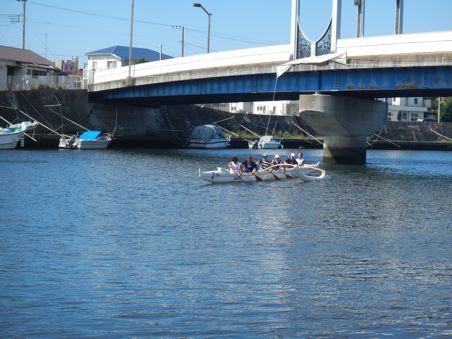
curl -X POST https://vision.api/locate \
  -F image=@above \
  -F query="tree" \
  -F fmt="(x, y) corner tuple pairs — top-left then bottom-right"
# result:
(122, 57), (147, 67)
(440, 97), (452, 122)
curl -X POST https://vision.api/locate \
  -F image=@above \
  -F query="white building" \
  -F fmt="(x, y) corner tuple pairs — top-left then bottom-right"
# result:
(214, 100), (299, 116)
(386, 97), (429, 121)
(84, 45), (172, 86)
(215, 97), (430, 122)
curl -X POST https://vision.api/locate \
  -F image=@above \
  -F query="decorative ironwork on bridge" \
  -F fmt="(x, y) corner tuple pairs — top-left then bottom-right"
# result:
(290, 0), (341, 60)
(291, 0), (405, 60)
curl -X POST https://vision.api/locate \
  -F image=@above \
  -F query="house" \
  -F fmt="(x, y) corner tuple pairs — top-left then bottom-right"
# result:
(209, 100), (300, 116)
(0, 45), (57, 89)
(84, 45), (172, 85)
(386, 97), (429, 121)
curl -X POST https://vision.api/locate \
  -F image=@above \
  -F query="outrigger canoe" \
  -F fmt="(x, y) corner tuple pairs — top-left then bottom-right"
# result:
(199, 163), (326, 183)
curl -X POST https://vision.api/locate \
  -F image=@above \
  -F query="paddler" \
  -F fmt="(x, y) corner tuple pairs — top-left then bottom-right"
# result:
(257, 154), (272, 170)
(228, 156), (243, 176)
(285, 152), (298, 165)
(242, 156), (258, 173)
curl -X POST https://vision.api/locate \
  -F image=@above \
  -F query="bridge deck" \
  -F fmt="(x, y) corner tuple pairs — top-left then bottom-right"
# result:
(89, 32), (452, 103)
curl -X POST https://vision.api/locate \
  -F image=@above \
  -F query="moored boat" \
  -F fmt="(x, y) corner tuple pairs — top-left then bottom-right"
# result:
(187, 124), (229, 149)
(59, 131), (112, 149)
(0, 121), (38, 149)
(76, 131), (112, 149)
(257, 135), (283, 149)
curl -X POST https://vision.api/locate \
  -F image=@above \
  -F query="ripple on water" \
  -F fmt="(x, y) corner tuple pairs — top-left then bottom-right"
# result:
(0, 149), (451, 337)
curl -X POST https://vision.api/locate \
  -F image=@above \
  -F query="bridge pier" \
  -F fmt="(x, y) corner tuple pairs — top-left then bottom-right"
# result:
(299, 94), (387, 164)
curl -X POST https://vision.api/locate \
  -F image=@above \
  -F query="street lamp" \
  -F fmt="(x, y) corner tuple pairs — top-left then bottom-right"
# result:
(354, 0), (365, 38)
(192, 3), (212, 53)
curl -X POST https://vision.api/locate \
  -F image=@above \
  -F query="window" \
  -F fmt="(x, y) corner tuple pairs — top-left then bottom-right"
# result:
(411, 113), (420, 121)
(107, 61), (117, 69)
(414, 98), (418, 105)
(92, 61), (97, 70)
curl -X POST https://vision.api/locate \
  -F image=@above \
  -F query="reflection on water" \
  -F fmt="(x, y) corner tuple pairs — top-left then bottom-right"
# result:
(0, 149), (451, 337)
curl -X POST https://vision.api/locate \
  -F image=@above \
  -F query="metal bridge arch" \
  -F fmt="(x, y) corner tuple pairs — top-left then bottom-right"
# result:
(290, 0), (405, 59)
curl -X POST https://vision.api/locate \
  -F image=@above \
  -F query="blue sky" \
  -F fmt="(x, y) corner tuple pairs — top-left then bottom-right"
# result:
(1, 0), (451, 66)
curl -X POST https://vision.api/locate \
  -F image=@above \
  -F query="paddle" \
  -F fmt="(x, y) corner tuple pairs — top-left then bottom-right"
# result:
(250, 170), (262, 181)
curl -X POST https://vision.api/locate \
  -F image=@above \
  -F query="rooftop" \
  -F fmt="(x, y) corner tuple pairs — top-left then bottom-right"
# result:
(86, 45), (172, 62)
(0, 45), (55, 68)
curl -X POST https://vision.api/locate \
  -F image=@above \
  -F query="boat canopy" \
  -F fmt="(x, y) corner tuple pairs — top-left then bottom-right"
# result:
(189, 125), (226, 142)
(79, 131), (102, 140)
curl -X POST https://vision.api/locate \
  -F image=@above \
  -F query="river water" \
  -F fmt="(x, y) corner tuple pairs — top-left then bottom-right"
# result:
(1, 148), (451, 337)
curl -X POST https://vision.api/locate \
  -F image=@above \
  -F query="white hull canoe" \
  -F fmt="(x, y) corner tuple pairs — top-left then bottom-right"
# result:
(199, 167), (256, 183)
(200, 163), (326, 184)
(293, 166), (327, 181)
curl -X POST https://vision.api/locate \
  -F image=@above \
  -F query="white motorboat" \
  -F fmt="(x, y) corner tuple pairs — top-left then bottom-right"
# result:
(0, 121), (38, 149)
(199, 163), (326, 183)
(59, 131), (112, 149)
(76, 131), (111, 149)
(257, 135), (283, 149)
(187, 125), (229, 149)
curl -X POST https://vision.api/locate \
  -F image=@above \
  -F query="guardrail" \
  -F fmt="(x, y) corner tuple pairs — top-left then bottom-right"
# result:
(6, 74), (82, 90)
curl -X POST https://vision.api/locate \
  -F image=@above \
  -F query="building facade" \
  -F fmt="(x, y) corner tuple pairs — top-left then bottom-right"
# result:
(0, 45), (58, 90)
(386, 97), (430, 121)
(211, 100), (299, 116)
(84, 46), (172, 86)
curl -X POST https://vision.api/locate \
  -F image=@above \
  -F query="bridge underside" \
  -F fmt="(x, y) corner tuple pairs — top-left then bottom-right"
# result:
(89, 66), (452, 106)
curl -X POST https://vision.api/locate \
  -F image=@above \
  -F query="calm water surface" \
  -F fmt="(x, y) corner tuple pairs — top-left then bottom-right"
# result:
(0, 148), (451, 337)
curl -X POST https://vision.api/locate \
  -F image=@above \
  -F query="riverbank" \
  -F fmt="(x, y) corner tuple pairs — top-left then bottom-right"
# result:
(1, 89), (451, 150)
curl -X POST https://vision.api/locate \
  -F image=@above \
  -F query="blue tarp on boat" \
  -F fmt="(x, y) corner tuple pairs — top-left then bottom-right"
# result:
(79, 131), (101, 140)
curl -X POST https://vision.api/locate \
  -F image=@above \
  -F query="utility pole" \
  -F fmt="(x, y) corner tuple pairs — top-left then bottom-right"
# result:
(173, 26), (185, 57)
(44, 33), (48, 58)
(438, 97), (441, 123)
(17, 0), (27, 49)
(128, 0), (134, 81)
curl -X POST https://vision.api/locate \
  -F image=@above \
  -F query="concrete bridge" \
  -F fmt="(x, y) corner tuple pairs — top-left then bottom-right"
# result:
(88, 0), (452, 164)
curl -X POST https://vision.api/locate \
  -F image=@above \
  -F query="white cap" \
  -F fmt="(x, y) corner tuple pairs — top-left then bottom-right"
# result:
(275, 154), (280, 158)
(290, 153), (295, 157)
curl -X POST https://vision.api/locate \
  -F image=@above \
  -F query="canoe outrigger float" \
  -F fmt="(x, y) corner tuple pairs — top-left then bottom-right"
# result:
(199, 163), (326, 183)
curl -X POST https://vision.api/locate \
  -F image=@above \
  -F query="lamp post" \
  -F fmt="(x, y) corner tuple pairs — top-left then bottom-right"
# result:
(354, 0), (365, 38)
(192, 3), (212, 53)
(17, 0), (27, 49)
(395, 0), (404, 34)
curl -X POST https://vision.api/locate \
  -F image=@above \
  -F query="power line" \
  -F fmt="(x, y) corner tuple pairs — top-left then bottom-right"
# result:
(28, 0), (279, 47)
(28, 0), (174, 28)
